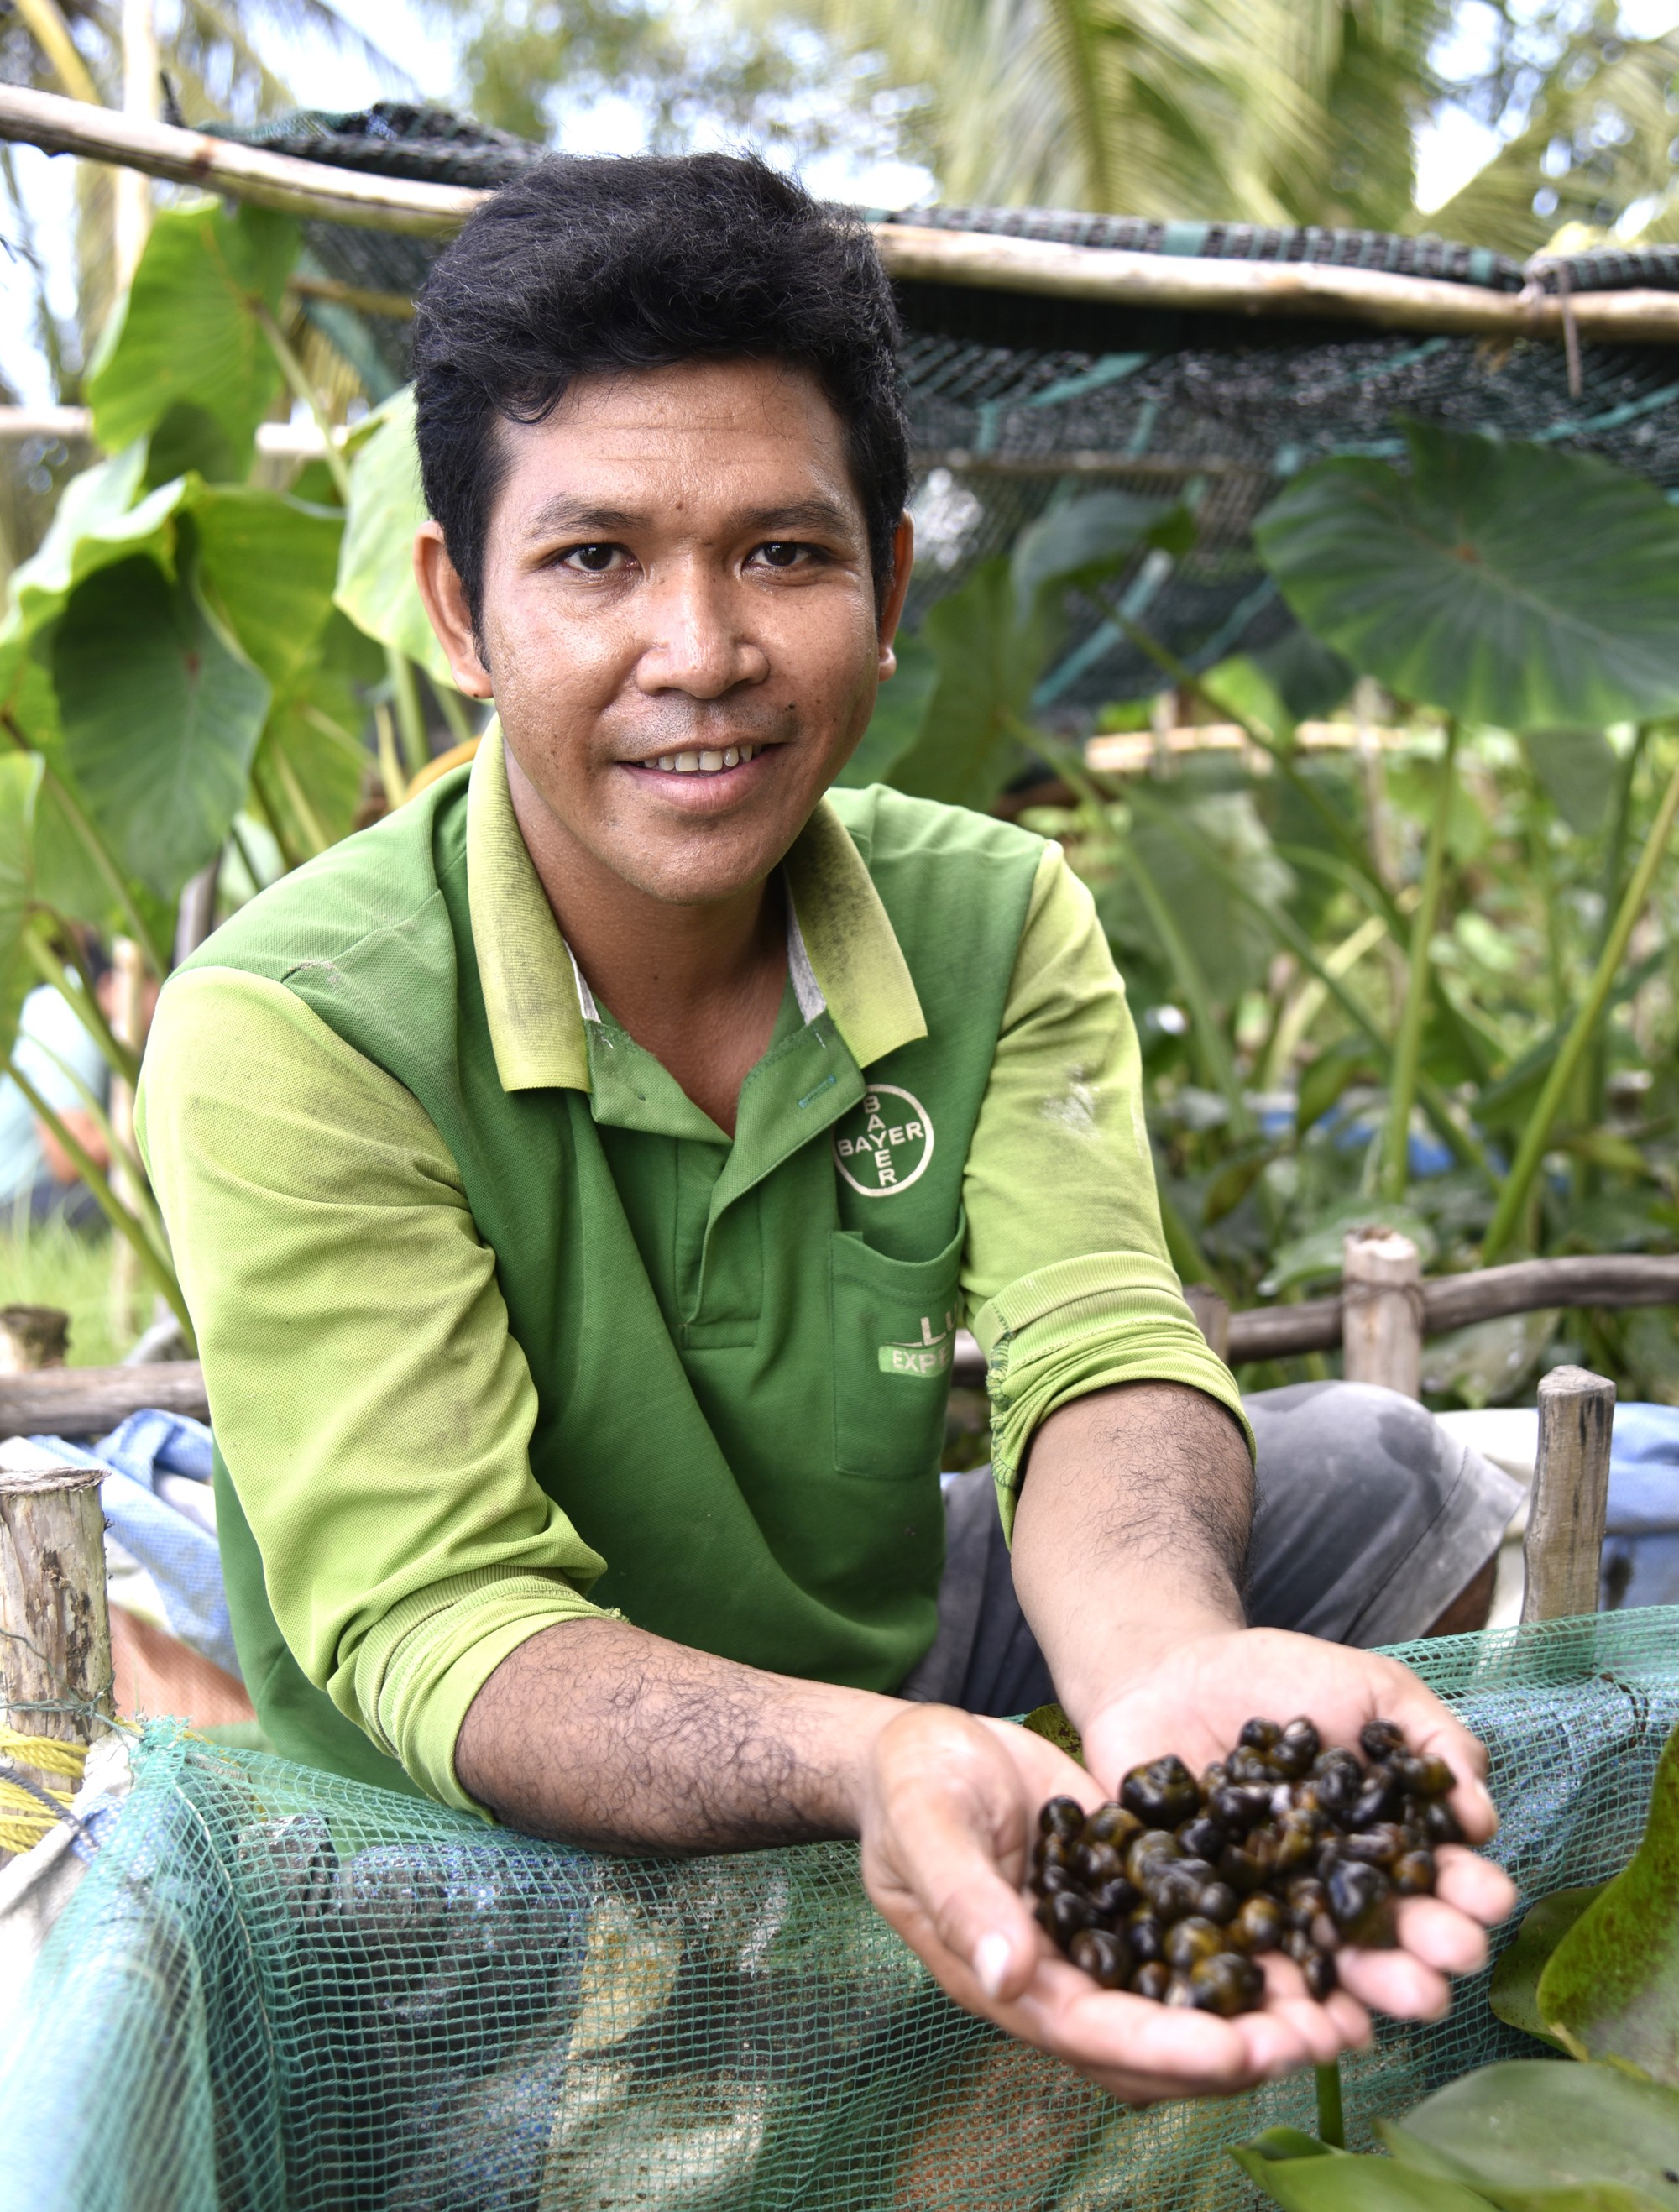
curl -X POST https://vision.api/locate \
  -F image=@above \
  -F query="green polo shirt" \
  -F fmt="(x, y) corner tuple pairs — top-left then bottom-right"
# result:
(137, 732), (1246, 1813)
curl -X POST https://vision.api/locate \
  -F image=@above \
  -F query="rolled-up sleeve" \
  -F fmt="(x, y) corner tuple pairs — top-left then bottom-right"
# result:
(136, 967), (612, 1812)
(960, 845), (1253, 1533)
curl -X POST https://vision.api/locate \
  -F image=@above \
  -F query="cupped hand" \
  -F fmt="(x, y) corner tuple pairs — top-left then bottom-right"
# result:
(1076, 1625), (1519, 2032)
(856, 1702), (1376, 2106)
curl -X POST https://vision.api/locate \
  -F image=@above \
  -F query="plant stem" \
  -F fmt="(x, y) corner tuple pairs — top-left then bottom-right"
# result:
(426, 667), (474, 745)
(1043, 730), (1251, 1132)
(388, 651), (431, 775)
(6, 1058), (195, 1345)
(21, 921), (139, 1087)
(1586, 724), (1650, 1132)
(1315, 2060), (1345, 2149)
(373, 702), (409, 809)
(255, 302), (352, 500)
(1483, 740), (1679, 1263)
(22, 752), (167, 978)
(265, 740), (330, 856)
(1059, 741), (1488, 1178)
(1383, 719), (1459, 1204)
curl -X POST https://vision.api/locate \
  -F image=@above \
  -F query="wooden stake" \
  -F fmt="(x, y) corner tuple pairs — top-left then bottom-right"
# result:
(1183, 1284), (1231, 1361)
(1521, 1365), (1615, 1624)
(1341, 1226), (1423, 1398)
(0, 1446), (112, 1861)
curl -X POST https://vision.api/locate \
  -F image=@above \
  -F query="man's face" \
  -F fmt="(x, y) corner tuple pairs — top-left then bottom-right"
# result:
(417, 358), (913, 908)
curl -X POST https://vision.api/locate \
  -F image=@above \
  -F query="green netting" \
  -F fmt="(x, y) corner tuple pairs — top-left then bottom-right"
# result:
(6, 1606), (1678, 2211)
(222, 102), (1679, 712)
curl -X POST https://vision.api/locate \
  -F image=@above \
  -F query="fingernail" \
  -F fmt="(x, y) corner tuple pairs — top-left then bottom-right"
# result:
(975, 1932), (1011, 1999)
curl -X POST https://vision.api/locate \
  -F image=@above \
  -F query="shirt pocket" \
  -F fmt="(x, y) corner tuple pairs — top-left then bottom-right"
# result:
(830, 1214), (966, 1481)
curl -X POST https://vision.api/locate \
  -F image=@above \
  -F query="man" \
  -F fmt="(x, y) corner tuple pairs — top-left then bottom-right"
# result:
(139, 154), (1516, 2105)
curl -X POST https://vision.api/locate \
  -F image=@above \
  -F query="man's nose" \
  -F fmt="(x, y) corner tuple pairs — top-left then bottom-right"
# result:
(635, 567), (769, 697)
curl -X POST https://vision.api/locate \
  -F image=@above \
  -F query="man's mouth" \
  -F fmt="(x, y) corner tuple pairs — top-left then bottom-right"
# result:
(633, 743), (765, 776)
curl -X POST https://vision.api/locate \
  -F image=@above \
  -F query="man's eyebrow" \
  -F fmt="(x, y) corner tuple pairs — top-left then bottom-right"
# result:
(521, 498), (640, 541)
(519, 495), (858, 542)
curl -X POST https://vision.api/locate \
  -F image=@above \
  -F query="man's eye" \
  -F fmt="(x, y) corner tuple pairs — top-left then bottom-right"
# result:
(562, 544), (625, 573)
(756, 541), (808, 569)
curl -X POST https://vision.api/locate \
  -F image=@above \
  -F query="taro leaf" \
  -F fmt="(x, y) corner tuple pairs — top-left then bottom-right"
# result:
(1488, 1888), (1603, 2049)
(0, 751), (42, 1068)
(53, 552), (270, 901)
(1538, 1718), (1679, 2080)
(334, 385), (453, 682)
(88, 201), (297, 478)
(1379, 2059), (1679, 2209)
(1, 455), (189, 688)
(1523, 729), (1619, 837)
(193, 487), (344, 693)
(259, 614), (376, 854)
(835, 631), (938, 789)
(887, 557), (1054, 808)
(1255, 423), (1679, 732)
(1010, 491), (1179, 612)
(1231, 2127), (1496, 2210)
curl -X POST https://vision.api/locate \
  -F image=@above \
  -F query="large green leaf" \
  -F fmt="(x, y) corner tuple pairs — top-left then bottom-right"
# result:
(1255, 425), (1679, 731)
(194, 488), (344, 693)
(0, 752), (42, 1068)
(0, 455), (188, 703)
(834, 632), (938, 789)
(333, 386), (452, 682)
(1524, 729), (1619, 838)
(1488, 1888), (1603, 2050)
(87, 201), (297, 478)
(1538, 1720), (1679, 2080)
(887, 557), (1053, 808)
(1011, 490), (1181, 612)
(1380, 2061), (1679, 2209)
(1232, 2126), (1496, 2211)
(258, 611), (379, 854)
(53, 551), (271, 901)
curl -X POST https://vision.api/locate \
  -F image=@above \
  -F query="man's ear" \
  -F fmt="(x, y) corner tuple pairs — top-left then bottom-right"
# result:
(876, 512), (916, 682)
(414, 522), (494, 698)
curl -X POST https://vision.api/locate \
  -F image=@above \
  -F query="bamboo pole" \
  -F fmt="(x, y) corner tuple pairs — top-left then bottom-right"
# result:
(3, 84), (1679, 343)
(0, 82), (480, 235)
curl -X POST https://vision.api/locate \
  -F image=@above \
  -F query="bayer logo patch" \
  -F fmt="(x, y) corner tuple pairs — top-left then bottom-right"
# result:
(834, 1085), (934, 1198)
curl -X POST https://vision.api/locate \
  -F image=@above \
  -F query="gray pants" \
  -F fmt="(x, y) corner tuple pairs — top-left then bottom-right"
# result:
(900, 1382), (1525, 1718)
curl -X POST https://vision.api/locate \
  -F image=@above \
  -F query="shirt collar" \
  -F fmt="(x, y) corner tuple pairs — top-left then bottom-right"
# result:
(467, 726), (926, 1096)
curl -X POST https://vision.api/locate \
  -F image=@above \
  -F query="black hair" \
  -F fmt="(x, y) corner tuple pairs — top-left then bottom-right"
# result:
(411, 152), (910, 628)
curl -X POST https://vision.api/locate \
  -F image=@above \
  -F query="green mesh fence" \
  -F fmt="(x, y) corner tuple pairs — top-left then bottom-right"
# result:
(5, 1605), (1677, 2211)
(223, 101), (1679, 716)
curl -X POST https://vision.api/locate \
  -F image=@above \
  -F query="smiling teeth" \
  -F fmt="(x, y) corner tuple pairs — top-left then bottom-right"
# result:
(653, 744), (757, 773)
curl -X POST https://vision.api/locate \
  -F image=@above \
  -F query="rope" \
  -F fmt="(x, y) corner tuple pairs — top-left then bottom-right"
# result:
(0, 1727), (87, 1856)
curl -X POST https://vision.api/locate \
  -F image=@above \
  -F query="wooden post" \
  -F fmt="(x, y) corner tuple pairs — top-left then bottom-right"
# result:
(0, 1305), (69, 1373)
(1342, 1226), (1423, 1398)
(1183, 1284), (1231, 1361)
(1521, 1365), (1615, 1624)
(0, 1446), (112, 1863)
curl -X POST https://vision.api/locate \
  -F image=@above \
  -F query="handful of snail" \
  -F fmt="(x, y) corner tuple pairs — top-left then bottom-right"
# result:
(1028, 1717), (1461, 2017)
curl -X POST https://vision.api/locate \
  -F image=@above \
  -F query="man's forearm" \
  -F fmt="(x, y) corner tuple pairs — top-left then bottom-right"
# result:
(1010, 1380), (1253, 1728)
(455, 1616), (902, 1850)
